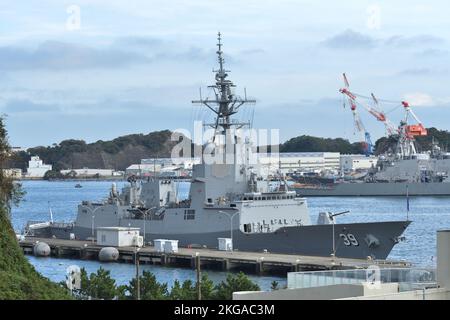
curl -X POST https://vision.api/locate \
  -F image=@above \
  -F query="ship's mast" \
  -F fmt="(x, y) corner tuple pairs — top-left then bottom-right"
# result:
(192, 32), (256, 136)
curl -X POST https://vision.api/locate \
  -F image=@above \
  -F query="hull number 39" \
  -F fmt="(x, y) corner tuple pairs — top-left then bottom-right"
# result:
(339, 233), (359, 246)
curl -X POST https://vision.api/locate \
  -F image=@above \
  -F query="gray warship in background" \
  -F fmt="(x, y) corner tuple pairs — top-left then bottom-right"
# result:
(293, 140), (450, 197)
(294, 74), (450, 197)
(25, 34), (410, 259)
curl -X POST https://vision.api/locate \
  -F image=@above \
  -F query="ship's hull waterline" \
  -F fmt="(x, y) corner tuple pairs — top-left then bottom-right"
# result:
(295, 182), (450, 197)
(32, 220), (410, 260)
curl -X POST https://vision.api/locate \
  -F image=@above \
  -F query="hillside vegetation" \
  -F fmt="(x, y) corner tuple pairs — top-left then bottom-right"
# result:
(9, 127), (450, 172)
(280, 135), (364, 154)
(0, 117), (71, 299)
(374, 127), (450, 155)
(12, 130), (177, 171)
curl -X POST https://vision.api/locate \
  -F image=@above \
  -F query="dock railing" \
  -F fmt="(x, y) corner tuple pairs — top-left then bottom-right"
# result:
(287, 267), (436, 292)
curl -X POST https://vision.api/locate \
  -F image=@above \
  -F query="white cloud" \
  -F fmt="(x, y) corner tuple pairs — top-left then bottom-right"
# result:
(403, 92), (435, 107)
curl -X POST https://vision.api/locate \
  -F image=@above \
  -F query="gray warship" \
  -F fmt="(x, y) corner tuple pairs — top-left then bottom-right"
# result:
(25, 33), (410, 259)
(295, 82), (450, 197)
(294, 140), (450, 197)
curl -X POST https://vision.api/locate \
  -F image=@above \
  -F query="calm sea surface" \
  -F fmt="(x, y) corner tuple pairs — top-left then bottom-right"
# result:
(10, 180), (450, 289)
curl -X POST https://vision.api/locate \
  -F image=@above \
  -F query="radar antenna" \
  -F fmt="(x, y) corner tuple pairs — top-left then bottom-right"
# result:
(192, 32), (256, 139)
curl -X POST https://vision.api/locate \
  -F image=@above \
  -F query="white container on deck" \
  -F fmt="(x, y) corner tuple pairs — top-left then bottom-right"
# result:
(154, 239), (169, 252)
(164, 240), (179, 253)
(96, 227), (140, 247)
(218, 238), (233, 251)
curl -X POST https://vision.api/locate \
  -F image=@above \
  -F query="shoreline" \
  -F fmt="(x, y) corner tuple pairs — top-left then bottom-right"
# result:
(17, 177), (126, 182)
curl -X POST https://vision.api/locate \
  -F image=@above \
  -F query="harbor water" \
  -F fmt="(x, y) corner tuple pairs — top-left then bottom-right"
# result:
(11, 180), (450, 288)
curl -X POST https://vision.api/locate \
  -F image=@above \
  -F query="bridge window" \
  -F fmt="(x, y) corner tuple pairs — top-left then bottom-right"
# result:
(184, 209), (195, 220)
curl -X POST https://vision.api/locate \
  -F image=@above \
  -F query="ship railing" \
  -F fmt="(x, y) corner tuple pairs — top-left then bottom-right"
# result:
(25, 220), (74, 229)
(167, 201), (191, 208)
(25, 220), (47, 227)
(50, 222), (75, 229)
(287, 267), (436, 292)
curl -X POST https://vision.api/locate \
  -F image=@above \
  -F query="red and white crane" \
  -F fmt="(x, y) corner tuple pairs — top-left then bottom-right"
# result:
(401, 101), (428, 138)
(339, 73), (428, 158)
(340, 74), (373, 155)
(340, 74), (398, 136)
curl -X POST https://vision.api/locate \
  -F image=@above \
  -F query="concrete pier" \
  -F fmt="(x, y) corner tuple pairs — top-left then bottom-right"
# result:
(19, 237), (410, 276)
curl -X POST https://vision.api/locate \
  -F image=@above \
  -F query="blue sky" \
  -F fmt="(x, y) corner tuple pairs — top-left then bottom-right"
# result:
(1, 1), (450, 147)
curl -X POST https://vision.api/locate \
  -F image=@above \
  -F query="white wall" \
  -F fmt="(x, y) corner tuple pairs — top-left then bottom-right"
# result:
(233, 283), (402, 300)
(27, 156), (52, 178)
(341, 288), (450, 300)
(340, 155), (377, 172)
(97, 229), (139, 247)
(258, 152), (341, 175)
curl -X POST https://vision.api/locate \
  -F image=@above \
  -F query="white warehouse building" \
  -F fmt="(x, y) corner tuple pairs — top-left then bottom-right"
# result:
(26, 156), (52, 178)
(258, 152), (341, 175)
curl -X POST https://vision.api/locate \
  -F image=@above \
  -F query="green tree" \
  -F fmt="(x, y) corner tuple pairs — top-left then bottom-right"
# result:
(200, 273), (215, 300)
(0, 118), (24, 210)
(280, 135), (364, 154)
(170, 279), (196, 300)
(127, 270), (169, 300)
(77, 267), (119, 300)
(43, 170), (63, 180)
(213, 272), (260, 300)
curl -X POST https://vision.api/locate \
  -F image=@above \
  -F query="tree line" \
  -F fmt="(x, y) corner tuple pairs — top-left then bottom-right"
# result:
(9, 127), (450, 174)
(68, 267), (272, 300)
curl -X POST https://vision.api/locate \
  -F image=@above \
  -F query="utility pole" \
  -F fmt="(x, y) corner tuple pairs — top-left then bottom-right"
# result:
(135, 246), (140, 300)
(196, 252), (201, 300)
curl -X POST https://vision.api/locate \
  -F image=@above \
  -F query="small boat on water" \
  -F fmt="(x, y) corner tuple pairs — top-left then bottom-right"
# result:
(75, 184), (82, 188)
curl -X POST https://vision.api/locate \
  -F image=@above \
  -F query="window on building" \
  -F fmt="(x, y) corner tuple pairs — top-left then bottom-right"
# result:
(184, 209), (195, 220)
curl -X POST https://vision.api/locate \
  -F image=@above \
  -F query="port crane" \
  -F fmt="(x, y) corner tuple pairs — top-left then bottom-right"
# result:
(340, 73), (374, 155)
(339, 73), (428, 158)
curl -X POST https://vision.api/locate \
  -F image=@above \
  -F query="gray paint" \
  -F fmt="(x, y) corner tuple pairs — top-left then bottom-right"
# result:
(25, 34), (410, 261)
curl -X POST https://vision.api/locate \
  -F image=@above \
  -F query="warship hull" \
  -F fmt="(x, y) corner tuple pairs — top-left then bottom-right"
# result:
(32, 220), (410, 260)
(294, 182), (450, 197)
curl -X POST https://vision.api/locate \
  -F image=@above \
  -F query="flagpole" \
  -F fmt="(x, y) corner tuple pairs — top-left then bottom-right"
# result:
(406, 185), (410, 221)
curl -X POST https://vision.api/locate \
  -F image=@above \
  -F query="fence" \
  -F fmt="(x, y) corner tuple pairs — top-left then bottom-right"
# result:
(288, 268), (436, 292)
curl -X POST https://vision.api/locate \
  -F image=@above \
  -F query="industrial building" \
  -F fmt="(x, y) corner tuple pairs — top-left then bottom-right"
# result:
(26, 156), (52, 178)
(340, 154), (378, 173)
(126, 158), (201, 177)
(127, 153), (377, 177)
(60, 168), (120, 178)
(258, 152), (341, 175)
